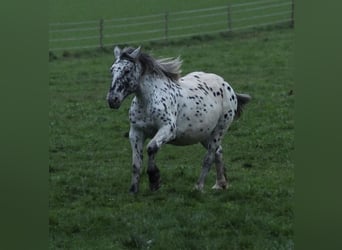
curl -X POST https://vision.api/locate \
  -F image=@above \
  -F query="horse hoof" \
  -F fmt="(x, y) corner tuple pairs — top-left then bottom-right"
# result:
(193, 184), (204, 192)
(149, 181), (161, 192)
(212, 182), (229, 190)
(129, 184), (139, 194)
(147, 168), (161, 191)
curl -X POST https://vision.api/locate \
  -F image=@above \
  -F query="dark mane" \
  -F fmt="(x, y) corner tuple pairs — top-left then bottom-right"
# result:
(121, 47), (182, 81)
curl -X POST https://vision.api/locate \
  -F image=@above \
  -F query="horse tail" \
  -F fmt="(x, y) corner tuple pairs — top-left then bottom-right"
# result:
(235, 93), (251, 119)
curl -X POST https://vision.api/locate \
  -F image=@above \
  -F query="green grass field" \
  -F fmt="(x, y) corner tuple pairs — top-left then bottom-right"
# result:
(49, 25), (294, 249)
(50, 0), (288, 22)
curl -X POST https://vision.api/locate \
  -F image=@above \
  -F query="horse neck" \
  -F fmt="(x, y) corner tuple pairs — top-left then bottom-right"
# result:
(136, 74), (169, 103)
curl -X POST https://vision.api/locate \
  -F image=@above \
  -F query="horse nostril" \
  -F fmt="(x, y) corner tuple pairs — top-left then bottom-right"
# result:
(108, 96), (121, 109)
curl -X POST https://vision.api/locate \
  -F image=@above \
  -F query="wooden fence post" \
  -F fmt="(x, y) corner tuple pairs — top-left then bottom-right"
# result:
(99, 18), (104, 49)
(164, 11), (169, 43)
(227, 4), (232, 32)
(291, 0), (294, 28)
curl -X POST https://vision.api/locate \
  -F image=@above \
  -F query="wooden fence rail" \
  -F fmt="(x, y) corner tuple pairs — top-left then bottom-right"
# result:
(49, 0), (294, 51)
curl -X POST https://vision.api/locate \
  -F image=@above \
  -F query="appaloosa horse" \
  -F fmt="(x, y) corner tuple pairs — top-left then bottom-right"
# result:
(107, 46), (251, 193)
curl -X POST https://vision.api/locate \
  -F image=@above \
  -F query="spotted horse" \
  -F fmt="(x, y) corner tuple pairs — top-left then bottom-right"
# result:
(107, 46), (251, 193)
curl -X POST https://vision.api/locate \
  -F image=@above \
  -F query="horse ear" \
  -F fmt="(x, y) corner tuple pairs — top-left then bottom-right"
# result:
(129, 46), (141, 60)
(114, 46), (121, 59)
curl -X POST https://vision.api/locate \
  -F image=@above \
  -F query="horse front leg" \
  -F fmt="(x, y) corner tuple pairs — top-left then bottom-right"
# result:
(146, 147), (161, 191)
(146, 124), (176, 191)
(129, 127), (145, 194)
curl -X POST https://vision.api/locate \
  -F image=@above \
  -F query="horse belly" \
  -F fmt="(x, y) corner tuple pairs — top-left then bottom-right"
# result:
(171, 107), (221, 146)
(170, 129), (214, 145)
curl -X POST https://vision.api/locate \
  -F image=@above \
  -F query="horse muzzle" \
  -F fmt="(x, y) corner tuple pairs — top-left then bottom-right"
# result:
(107, 95), (122, 109)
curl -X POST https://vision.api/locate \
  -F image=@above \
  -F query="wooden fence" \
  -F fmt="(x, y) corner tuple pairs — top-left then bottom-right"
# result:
(49, 0), (294, 51)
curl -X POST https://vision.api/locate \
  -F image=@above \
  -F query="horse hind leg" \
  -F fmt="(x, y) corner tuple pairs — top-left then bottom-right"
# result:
(196, 144), (228, 191)
(197, 116), (231, 191)
(195, 148), (215, 191)
(196, 137), (223, 191)
(212, 145), (229, 190)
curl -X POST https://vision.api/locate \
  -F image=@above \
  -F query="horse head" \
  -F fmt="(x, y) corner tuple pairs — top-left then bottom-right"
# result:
(107, 46), (142, 109)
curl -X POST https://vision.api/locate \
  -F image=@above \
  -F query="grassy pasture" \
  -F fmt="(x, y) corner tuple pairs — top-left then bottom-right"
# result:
(49, 27), (294, 249)
(49, 0), (279, 22)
